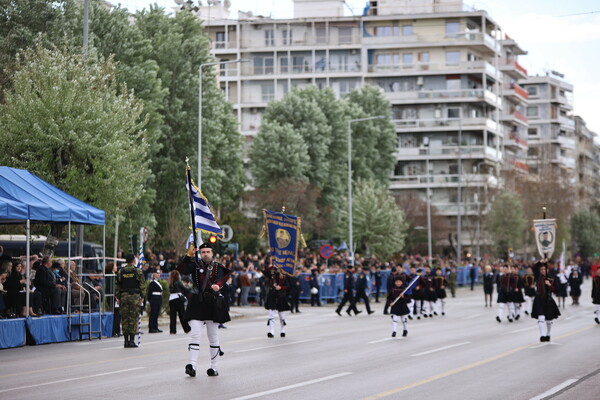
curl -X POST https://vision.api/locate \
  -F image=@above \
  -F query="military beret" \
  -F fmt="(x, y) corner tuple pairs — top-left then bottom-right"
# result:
(198, 242), (213, 250)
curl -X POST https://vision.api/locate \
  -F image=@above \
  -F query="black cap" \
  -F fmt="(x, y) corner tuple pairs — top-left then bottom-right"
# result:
(125, 254), (135, 264)
(198, 242), (213, 251)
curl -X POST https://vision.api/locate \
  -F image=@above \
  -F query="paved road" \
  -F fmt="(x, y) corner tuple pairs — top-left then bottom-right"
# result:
(1, 281), (599, 400)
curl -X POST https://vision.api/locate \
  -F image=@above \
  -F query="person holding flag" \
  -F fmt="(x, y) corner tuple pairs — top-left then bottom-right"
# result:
(389, 275), (410, 337)
(264, 262), (292, 338)
(115, 254), (145, 348)
(180, 161), (231, 377)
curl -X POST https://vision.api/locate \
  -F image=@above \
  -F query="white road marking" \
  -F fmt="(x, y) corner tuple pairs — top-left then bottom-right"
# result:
(528, 378), (578, 400)
(229, 372), (353, 400)
(529, 342), (562, 349)
(461, 313), (482, 320)
(510, 327), (537, 333)
(411, 341), (471, 357)
(368, 337), (402, 344)
(235, 338), (317, 353)
(100, 336), (187, 350)
(0, 367), (146, 393)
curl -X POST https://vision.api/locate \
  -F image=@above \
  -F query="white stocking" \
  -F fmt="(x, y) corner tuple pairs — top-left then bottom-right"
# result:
(188, 320), (204, 369)
(537, 315), (546, 337)
(391, 315), (398, 333)
(206, 321), (221, 370)
(278, 311), (286, 333)
(441, 299), (446, 314)
(497, 303), (505, 319)
(508, 303), (515, 319)
(545, 320), (553, 337)
(401, 316), (407, 331)
(268, 309), (276, 335)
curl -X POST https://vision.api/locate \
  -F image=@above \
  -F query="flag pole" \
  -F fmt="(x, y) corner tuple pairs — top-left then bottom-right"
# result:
(186, 158), (200, 263)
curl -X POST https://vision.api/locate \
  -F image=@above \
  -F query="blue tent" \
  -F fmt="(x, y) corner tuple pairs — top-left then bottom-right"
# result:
(0, 167), (105, 225)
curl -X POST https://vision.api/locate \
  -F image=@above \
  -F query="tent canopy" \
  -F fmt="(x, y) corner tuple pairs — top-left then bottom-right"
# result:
(0, 167), (105, 225)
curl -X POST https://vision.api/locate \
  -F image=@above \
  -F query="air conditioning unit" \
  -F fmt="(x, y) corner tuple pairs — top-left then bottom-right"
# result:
(416, 76), (424, 86)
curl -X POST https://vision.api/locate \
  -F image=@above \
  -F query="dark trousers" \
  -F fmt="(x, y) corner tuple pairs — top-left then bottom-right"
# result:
(42, 287), (62, 313)
(356, 290), (372, 313)
(311, 292), (321, 306)
(336, 291), (359, 314)
(148, 297), (162, 331)
(112, 307), (121, 336)
(289, 291), (300, 312)
(169, 298), (190, 333)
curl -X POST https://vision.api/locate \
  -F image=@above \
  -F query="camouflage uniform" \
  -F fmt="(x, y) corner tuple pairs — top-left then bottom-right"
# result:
(116, 263), (145, 347)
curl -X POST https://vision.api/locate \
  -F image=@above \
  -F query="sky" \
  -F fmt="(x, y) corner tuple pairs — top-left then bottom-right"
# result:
(118, 0), (600, 133)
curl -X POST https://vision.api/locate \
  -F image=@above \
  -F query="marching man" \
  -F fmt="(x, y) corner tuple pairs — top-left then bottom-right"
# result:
(264, 262), (292, 338)
(531, 260), (561, 342)
(177, 242), (231, 377)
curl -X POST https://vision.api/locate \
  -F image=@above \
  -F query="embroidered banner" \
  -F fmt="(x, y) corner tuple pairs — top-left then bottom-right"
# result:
(263, 209), (302, 276)
(533, 218), (557, 259)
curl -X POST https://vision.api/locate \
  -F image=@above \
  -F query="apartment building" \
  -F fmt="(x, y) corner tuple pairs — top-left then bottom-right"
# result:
(187, 0), (529, 252)
(574, 116), (600, 208)
(521, 73), (576, 182)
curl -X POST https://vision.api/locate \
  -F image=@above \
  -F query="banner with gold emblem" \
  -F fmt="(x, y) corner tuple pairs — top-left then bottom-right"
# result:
(533, 218), (557, 259)
(263, 209), (303, 276)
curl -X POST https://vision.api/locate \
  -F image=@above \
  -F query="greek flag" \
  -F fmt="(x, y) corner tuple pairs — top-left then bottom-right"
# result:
(136, 245), (146, 269)
(186, 174), (223, 239)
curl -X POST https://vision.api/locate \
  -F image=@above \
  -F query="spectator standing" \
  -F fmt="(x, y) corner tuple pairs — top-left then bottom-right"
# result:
(147, 271), (163, 333)
(309, 268), (321, 307)
(168, 270), (190, 334)
(289, 271), (301, 313)
(568, 269), (582, 305)
(240, 268), (251, 306)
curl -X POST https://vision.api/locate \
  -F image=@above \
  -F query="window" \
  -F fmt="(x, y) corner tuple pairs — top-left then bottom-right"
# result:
(377, 54), (398, 65)
(526, 106), (539, 117)
(447, 108), (461, 119)
(446, 22), (460, 37)
(282, 29), (292, 45)
(526, 86), (538, 96)
(316, 27), (327, 43)
(338, 80), (357, 96)
(402, 53), (413, 67)
(261, 83), (275, 102)
(402, 25), (413, 36)
(418, 52), (430, 64)
(265, 29), (274, 46)
(528, 128), (538, 136)
(446, 51), (460, 65)
(279, 56), (288, 73)
(216, 31), (225, 48)
(254, 56), (274, 74)
(339, 27), (353, 44)
(375, 26), (392, 36)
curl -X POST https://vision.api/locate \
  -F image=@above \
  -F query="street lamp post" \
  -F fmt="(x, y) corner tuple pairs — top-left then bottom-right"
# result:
(423, 137), (432, 262)
(347, 115), (385, 266)
(198, 58), (246, 188)
(456, 110), (463, 265)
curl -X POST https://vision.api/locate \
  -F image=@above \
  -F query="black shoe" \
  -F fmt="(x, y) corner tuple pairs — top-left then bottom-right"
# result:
(170, 332), (176, 335)
(407, 315), (413, 320)
(392, 331), (397, 337)
(368, 311), (375, 315)
(423, 314), (428, 318)
(336, 310), (342, 316)
(540, 336), (545, 342)
(129, 341), (138, 348)
(524, 311), (529, 315)
(207, 368), (218, 377)
(124, 338), (130, 348)
(267, 333), (274, 338)
(442, 312), (445, 316)
(545, 336), (550, 342)
(402, 330), (408, 337)
(496, 316), (501, 323)
(185, 364), (196, 377)
(296, 310), (301, 313)
(184, 327), (191, 333)
(280, 332), (285, 338)
(429, 314), (433, 318)
(346, 310), (352, 316)
(515, 315), (520, 320)
(433, 311), (438, 316)
(355, 310), (362, 315)
(595, 317), (599, 324)
(218, 324), (227, 329)
(417, 316), (421, 320)
(508, 318), (513, 323)
(383, 311), (389, 315)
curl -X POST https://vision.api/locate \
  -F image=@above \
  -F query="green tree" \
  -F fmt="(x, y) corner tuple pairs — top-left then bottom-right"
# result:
(0, 46), (150, 249)
(486, 192), (526, 257)
(336, 179), (408, 260)
(136, 7), (244, 248)
(570, 209), (600, 258)
(345, 85), (397, 185)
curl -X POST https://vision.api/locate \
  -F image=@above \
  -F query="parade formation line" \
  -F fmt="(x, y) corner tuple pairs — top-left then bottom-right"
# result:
(362, 325), (595, 400)
(229, 372), (353, 400)
(234, 338), (318, 353)
(0, 367), (146, 394)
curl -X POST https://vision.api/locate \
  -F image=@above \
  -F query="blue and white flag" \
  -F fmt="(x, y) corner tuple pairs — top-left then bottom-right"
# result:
(136, 245), (146, 269)
(186, 174), (223, 239)
(337, 242), (348, 251)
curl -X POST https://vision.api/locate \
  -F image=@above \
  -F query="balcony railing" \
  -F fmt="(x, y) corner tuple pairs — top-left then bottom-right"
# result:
(384, 88), (497, 102)
(390, 173), (490, 187)
(368, 60), (498, 76)
(393, 117), (499, 132)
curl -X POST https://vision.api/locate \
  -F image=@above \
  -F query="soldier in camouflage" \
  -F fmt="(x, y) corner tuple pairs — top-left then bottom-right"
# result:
(116, 254), (145, 348)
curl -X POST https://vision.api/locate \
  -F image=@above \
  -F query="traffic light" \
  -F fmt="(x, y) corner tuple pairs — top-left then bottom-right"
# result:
(208, 235), (218, 244)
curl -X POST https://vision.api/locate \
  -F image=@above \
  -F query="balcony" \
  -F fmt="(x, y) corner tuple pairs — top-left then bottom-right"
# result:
(212, 40), (238, 52)
(368, 60), (499, 78)
(501, 82), (528, 104)
(505, 131), (528, 149)
(396, 145), (498, 160)
(558, 115), (575, 129)
(499, 59), (528, 80)
(364, 30), (500, 52)
(393, 117), (500, 133)
(557, 156), (576, 169)
(556, 135), (576, 150)
(389, 172), (492, 189)
(384, 88), (499, 106)
(500, 109), (528, 126)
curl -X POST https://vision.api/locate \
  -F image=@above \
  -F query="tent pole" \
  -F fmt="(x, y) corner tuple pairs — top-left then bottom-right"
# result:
(25, 219), (30, 318)
(114, 211), (119, 262)
(67, 221), (71, 317)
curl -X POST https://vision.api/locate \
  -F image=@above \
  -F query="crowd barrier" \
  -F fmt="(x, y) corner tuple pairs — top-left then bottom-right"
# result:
(0, 312), (113, 349)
